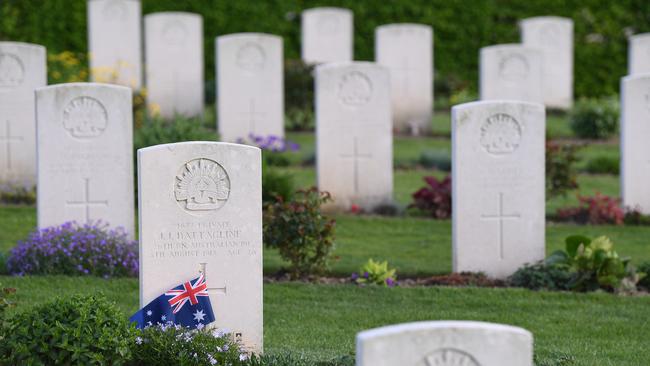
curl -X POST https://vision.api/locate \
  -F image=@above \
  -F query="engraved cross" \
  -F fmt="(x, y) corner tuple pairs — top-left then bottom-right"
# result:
(65, 178), (108, 223)
(340, 137), (372, 194)
(0, 120), (23, 170)
(480, 192), (520, 260)
(241, 99), (265, 133)
(199, 263), (227, 296)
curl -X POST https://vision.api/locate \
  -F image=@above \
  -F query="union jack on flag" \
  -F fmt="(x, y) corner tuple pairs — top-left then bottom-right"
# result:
(165, 274), (210, 314)
(129, 274), (216, 330)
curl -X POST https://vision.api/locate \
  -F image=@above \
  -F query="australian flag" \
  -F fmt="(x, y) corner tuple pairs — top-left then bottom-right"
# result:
(130, 274), (216, 329)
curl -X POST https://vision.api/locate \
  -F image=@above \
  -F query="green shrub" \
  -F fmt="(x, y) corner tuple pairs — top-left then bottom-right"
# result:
(285, 60), (315, 131)
(286, 108), (315, 132)
(584, 155), (619, 175)
(262, 163), (295, 204)
(353, 259), (397, 287)
(0, 184), (36, 205)
(0, 294), (132, 365)
(371, 202), (402, 217)
(134, 115), (217, 152)
(545, 235), (644, 292)
(417, 150), (451, 171)
(263, 188), (336, 278)
(0, 283), (16, 325)
(130, 324), (248, 366)
(546, 142), (580, 199)
(509, 263), (572, 291)
(638, 262), (650, 291)
(569, 98), (619, 139)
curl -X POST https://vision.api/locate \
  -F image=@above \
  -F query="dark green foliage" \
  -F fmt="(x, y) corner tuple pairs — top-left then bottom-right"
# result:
(2, 1), (647, 98)
(534, 352), (577, 366)
(0, 294), (132, 365)
(417, 150), (451, 171)
(134, 115), (217, 152)
(262, 165), (295, 204)
(248, 353), (355, 366)
(0, 283), (16, 324)
(371, 202), (402, 217)
(623, 209), (650, 226)
(569, 98), (620, 139)
(638, 262), (650, 290)
(583, 155), (619, 174)
(263, 188), (336, 278)
(264, 151), (292, 167)
(545, 142), (580, 199)
(286, 108), (315, 132)
(509, 263), (572, 291)
(285, 60), (315, 131)
(0, 185), (36, 205)
(129, 325), (248, 366)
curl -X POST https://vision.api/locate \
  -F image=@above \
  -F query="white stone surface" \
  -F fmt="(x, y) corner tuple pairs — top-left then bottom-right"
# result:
(0, 42), (46, 187)
(629, 33), (650, 75)
(316, 62), (393, 211)
(375, 23), (433, 134)
(87, 0), (143, 89)
(520, 16), (573, 109)
(621, 74), (650, 214)
(452, 101), (545, 278)
(356, 321), (533, 366)
(216, 33), (284, 142)
(36, 83), (134, 236)
(138, 141), (262, 353)
(145, 12), (204, 118)
(480, 44), (543, 104)
(301, 7), (353, 64)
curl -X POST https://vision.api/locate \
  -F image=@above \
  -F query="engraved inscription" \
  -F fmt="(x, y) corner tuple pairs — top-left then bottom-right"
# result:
(63, 96), (108, 139)
(102, 0), (127, 21)
(163, 21), (188, 46)
(480, 113), (522, 155)
(0, 53), (25, 88)
(420, 348), (481, 366)
(338, 71), (373, 106)
(498, 53), (529, 81)
(236, 43), (266, 72)
(175, 158), (230, 214)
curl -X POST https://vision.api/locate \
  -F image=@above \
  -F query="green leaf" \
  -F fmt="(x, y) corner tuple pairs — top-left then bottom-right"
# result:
(565, 235), (591, 257)
(545, 250), (570, 266)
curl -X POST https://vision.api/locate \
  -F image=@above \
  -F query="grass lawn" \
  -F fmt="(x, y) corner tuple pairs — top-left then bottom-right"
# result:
(0, 275), (648, 365)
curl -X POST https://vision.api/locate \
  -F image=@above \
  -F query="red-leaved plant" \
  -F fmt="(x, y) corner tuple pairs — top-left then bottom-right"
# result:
(409, 176), (452, 219)
(556, 193), (624, 225)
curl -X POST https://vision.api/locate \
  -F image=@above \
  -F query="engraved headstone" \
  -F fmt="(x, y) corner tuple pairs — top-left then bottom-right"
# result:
(301, 7), (353, 64)
(452, 101), (545, 278)
(216, 33), (284, 142)
(628, 33), (650, 75)
(36, 83), (134, 236)
(145, 12), (204, 118)
(316, 62), (393, 211)
(138, 142), (262, 353)
(621, 74), (650, 214)
(0, 42), (46, 187)
(375, 24), (433, 135)
(87, 0), (142, 89)
(480, 44), (543, 104)
(356, 321), (533, 366)
(520, 16), (573, 109)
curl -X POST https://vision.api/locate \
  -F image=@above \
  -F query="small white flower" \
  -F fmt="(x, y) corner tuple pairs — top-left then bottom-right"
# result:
(223, 344), (229, 352)
(161, 315), (167, 321)
(239, 353), (248, 361)
(216, 346), (223, 352)
(135, 337), (143, 345)
(146, 310), (152, 317)
(193, 352), (198, 358)
(208, 354), (218, 365)
(197, 322), (205, 330)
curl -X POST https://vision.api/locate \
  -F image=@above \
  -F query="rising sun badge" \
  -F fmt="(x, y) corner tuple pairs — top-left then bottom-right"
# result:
(175, 158), (230, 213)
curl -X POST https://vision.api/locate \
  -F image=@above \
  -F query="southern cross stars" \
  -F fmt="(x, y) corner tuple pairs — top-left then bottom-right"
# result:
(193, 309), (206, 322)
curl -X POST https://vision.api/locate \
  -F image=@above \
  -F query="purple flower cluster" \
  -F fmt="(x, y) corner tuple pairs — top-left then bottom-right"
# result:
(237, 133), (300, 152)
(7, 221), (138, 278)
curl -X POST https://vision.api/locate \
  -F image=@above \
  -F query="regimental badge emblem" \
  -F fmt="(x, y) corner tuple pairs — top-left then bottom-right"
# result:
(175, 158), (230, 213)
(498, 53), (529, 81)
(236, 43), (266, 72)
(338, 71), (373, 107)
(0, 53), (25, 88)
(420, 348), (481, 366)
(62, 96), (108, 138)
(480, 113), (522, 155)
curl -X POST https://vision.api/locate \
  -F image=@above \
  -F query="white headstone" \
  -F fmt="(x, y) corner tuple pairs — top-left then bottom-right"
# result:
(216, 33), (284, 142)
(356, 321), (533, 366)
(301, 7), (353, 64)
(628, 33), (650, 75)
(621, 74), (650, 214)
(145, 12), (204, 118)
(87, 0), (143, 89)
(480, 44), (543, 104)
(36, 83), (134, 236)
(520, 16), (574, 109)
(375, 23), (433, 135)
(138, 141), (262, 353)
(452, 101), (545, 278)
(0, 42), (46, 187)
(316, 62), (393, 211)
